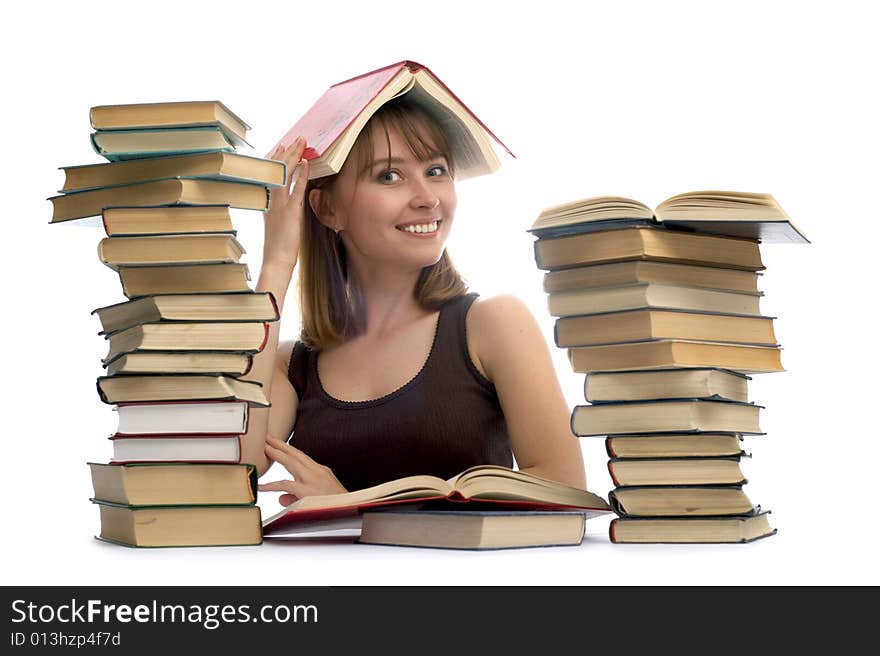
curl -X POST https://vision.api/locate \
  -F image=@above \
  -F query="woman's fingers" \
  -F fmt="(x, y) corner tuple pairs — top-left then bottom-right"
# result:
(291, 158), (309, 205)
(257, 479), (306, 507)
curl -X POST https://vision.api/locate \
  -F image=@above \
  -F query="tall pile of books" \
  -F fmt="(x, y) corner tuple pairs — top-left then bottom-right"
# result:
(529, 191), (808, 544)
(48, 101), (288, 547)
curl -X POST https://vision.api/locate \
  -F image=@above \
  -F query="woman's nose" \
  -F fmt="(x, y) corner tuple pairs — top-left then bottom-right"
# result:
(409, 179), (440, 210)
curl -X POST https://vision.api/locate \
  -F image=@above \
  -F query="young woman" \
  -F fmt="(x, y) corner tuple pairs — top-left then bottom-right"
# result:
(241, 98), (586, 507)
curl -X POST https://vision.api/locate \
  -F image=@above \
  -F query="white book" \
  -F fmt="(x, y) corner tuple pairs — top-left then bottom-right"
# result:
(109, 434), (242, 463)
(114, 400), (249, 435)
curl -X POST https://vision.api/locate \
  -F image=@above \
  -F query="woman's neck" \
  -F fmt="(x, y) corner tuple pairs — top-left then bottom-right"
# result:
(351, 266), (428, 341)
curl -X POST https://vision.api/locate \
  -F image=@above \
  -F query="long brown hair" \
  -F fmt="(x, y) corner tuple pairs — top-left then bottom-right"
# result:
(298, 98), (469, 350)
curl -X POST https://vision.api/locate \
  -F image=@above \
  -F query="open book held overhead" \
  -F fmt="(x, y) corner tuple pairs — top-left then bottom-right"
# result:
(272, 60), (514, 180)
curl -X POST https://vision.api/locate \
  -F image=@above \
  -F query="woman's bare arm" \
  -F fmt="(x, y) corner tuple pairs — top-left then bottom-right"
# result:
(238, 139), (309, 476)
(468, 294), (587, 489)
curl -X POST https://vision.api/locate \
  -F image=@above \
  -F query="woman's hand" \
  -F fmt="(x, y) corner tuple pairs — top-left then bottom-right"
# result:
(262, 137), (310, 271)
(258, 436), (348, 506)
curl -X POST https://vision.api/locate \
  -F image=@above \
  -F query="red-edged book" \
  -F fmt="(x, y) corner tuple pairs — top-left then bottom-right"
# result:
(109, 433), (243, 464)
(271, 60), (514, 181)
(261, 464), (611, 537)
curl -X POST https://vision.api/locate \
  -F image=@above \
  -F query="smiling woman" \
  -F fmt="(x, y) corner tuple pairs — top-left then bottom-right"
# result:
(237, 71), (589, 506)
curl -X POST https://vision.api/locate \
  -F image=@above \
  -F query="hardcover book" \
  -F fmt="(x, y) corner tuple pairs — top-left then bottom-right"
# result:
(358, 510), (588, 550)
(609, 512), (776, 543)
(533, 225), (765, 272)
(89, 462), (257, 505)
(89, 100), (251, 148)
(272, 60), (513, 180)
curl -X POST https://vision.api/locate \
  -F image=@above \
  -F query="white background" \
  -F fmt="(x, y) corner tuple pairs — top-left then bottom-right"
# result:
(2, 0), (877, 585)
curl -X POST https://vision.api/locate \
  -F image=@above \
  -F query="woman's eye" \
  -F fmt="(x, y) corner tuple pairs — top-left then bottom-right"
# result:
(377, 170), (401, 183)
(427, 165), (448, 177)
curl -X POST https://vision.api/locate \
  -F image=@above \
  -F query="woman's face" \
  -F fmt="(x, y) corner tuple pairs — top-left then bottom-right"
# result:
(319, 121), (457, 274)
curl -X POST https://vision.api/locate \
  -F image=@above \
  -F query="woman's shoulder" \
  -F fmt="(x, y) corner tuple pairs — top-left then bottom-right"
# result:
(466, 293), (536, 329)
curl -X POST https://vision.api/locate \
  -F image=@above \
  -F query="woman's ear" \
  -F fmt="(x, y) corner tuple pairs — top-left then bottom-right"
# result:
(308, 188), (337, 231)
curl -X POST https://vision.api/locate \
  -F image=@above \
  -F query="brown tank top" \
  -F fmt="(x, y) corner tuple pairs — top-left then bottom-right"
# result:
(286, 292), (513, 491)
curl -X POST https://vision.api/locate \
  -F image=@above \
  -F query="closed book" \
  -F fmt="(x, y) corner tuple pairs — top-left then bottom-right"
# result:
(556, 309), (776, 348)
(98, 234), (245, 270)
(89, 100), (250, 148)
(49, 178), (269, 223)
(102, 322), (269, 365)
(93, 503), (262, 547)
(533, 226), (764, 272)
(89, 462), (256, 505)
(91, 126), (236, 161)
(114, 400), (249, 435)
(605, 434), (746, 459)
(271, 60), (512, 180)
(584, 368), (750, 403)
(61, 151), (285, 192)
(106, 352), (254, 377)
(609, 512), (776, 543)
(571, 399), (763, 436)
(542, 260), (761, 294)
(547, 283), (764, 318)
(358, 510), (587, 550)
(568, 339), (784, 374)
(607, 456), (748, 487)
(101, 205), (234, 237)
(96, 374), (269, 406)
(108, 434), (243, 463)
(93, 292), (279, 335)
(608, 485), (761, 517)
(118, 263), (251, 298)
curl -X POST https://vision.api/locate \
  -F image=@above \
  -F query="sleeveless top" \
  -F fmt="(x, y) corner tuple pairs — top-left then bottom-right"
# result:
(286, 292), (513, 491)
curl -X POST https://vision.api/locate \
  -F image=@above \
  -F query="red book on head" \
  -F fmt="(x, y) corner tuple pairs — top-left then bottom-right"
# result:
(272, 60), (514, 181)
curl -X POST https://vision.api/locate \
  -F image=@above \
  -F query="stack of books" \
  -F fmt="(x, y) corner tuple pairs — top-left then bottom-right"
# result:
(48, 100), (288, 547)
(529, 191), (809, 543)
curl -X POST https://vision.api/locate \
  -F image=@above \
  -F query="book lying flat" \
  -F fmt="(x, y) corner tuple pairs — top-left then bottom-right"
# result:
(542, 260), (761, 294)
(118, 263), (251, 298)
(98, 234), (246, 270)
(556, 309), (777, 348)
(585, 368), (750, 403)
(529, 191), (808, 244)
(61, 151), (285, 192)
(262, 465), (611, 535)
(105, 351), (254, 377)
(609, 512), (776, 543)
(605, 434), (746, 459)
(102, 321), (269, 365)
(114, 400), (250, 435)
(271, 60), (512, 180)
(96, 374), (269, 406)
(93, 292), (279, 335)
(358, 510), (587, 550)
(572, 399), (763, 436)
(93, 503), (262, 548)
(89, 100), (251, 148)
(101, 205), (234, 237)
(568, 339), (784, 374)
(533, 226), (765, 272)
(48, 178), (269, 223)
(547, 283), (764, 319)
(608, 485), (761, 517)
(108, 434), (243, 463)
(91, 126), (237, 161)
(89, 462), (256, 505)
(607, 456), (748, 487)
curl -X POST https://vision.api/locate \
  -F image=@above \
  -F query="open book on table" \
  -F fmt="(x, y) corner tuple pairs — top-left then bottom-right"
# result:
(261, 465), (611, 537)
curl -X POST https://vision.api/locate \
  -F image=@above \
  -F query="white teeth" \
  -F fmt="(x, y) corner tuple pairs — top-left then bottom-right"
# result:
(402, 221), (438, 234)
